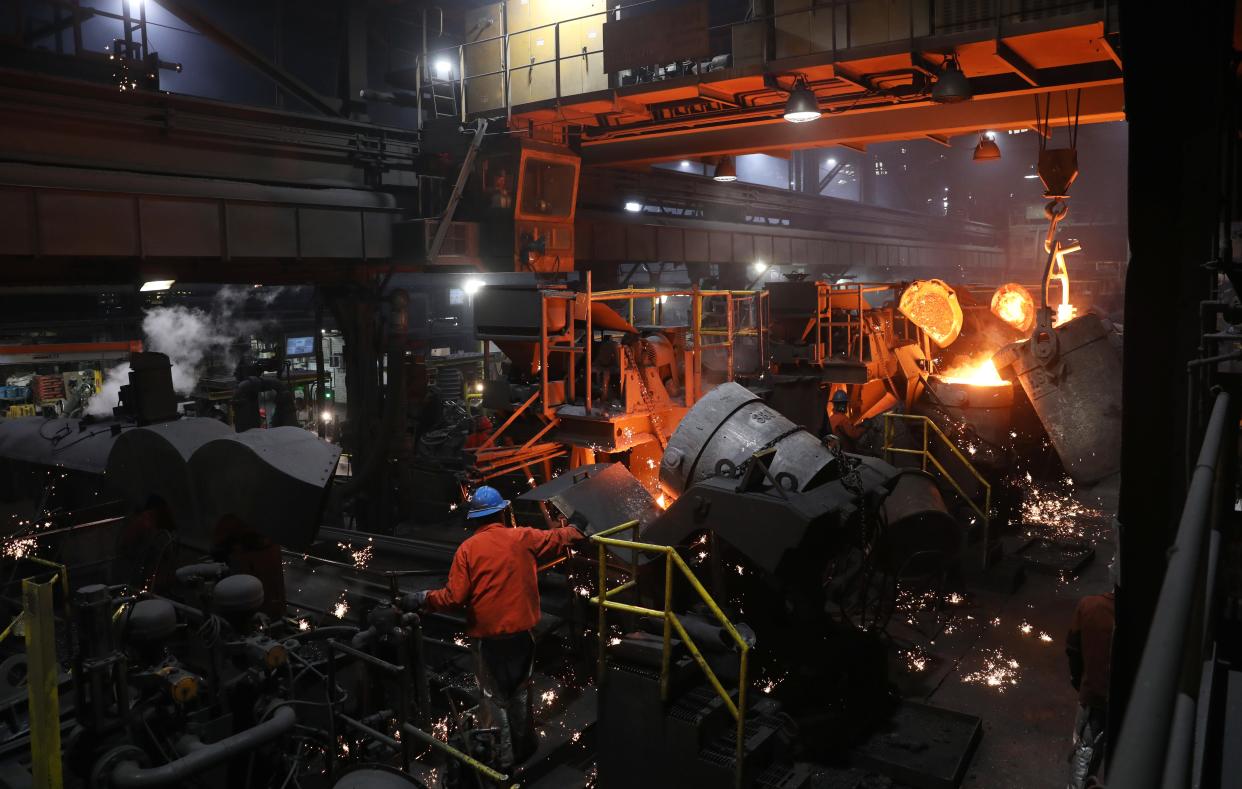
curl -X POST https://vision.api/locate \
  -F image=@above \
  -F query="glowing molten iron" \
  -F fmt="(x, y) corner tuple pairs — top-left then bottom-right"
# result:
(899, 279), (963, 348)
(939, 357), (1007, 387)
(1054, 303), (1076, 328)
(990, 283), (1036, 333)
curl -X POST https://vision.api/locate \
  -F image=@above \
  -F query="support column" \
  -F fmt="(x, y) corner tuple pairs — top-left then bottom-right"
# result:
(1111, 0), (1236, 750)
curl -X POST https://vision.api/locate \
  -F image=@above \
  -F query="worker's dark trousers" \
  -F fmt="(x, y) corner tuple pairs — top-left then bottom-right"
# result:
(472, 631), (536, 770)
(1068, 703), (1106, 789)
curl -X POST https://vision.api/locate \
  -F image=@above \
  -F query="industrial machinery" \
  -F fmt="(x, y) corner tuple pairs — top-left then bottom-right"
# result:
(992, 201), (1124, 484)
(766, 279), (927, 415)
(0, 352), (562, 788)
(470, 275), (766, 496)
(522, 382), (965, 787)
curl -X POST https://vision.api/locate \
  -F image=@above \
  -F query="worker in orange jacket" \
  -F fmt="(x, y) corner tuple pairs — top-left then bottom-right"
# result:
(406, 485), (585, 770)
(1066, 579), (1115, 789)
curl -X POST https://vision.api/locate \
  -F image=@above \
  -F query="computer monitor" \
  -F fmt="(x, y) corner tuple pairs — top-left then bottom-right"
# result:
(285, 335), (315, 357)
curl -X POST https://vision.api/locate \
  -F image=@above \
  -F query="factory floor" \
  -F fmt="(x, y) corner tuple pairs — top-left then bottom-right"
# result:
(885, 475), (1118, 789)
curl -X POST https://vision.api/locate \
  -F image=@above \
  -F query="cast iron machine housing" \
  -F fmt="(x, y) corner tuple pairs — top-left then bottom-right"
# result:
(538, 382), (963, 786)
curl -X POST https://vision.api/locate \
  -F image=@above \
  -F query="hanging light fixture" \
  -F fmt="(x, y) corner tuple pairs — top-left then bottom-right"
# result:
(783, 76), (821, 123)
(713, 155), (738, 182)
(973, 131), (1001, 161)
(931, 53), (972, 103)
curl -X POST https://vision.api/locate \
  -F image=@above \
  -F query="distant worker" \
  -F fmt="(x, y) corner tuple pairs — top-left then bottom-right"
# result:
(826, 389), (868, 452)
(463, 414), (493, 450)
(405, 485), (585, 771)
(1065, 579), (1115, 789)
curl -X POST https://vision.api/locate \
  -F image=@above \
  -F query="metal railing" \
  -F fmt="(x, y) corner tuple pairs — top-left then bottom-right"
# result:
(590, 520), (751, 788)
(324, 635), (518, 788)
(881, 412), (992, 567)
(420, 0), (1116, 121)
(1108, 390), (1233, 788)
(590, 285), (768, 407)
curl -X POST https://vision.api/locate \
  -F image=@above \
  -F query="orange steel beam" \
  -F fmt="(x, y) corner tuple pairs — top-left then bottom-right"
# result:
(575, 82), (1123, 166)
(0, 341), (143, 356)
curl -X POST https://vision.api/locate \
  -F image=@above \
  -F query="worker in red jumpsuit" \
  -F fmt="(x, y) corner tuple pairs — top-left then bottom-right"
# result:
(406, 485), (584, 770)
(1066, 571), (1115, 789)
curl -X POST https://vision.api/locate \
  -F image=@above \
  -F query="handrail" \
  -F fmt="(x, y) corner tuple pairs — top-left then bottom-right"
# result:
(429, 0), (1112, 118)
(881, 413), (992, 567)
(589, 520), (750, 788)
(1109, 391), (1232, 788)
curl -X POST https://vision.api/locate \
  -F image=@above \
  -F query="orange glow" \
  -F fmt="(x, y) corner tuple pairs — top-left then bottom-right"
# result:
(656, 493), (668, 509)
(899, 279), (964, 348)
(990, 283), (1036, 333)
(1054, 303), (1076, 327)
(939, 356), (1007, 387)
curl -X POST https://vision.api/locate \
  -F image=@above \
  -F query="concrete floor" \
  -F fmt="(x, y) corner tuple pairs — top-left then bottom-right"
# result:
(885, 475), (1118, 789)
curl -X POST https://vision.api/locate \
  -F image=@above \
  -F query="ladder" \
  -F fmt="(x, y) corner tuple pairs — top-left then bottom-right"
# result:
(426, 70), (458, 119)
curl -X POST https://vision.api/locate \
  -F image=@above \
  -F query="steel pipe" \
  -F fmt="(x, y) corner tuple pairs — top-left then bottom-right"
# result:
(1108, 391), (1231, 787)
(110, 705), (296, 788)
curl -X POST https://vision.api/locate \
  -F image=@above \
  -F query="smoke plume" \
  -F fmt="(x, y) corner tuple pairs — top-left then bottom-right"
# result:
(85, 286), (286, 417)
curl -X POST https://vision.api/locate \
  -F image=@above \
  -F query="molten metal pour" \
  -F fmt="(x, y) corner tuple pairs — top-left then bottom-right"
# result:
(938, 357), (1007, 387)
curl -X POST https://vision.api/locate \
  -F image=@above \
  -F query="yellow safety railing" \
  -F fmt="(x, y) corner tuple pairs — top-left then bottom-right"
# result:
(881, 413), (992, 567)
(589, 521), (750, 788)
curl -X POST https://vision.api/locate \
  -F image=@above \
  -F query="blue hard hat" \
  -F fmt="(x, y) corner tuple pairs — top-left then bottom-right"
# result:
(831, 390), (850, 404)
(466, 485), (509, 520)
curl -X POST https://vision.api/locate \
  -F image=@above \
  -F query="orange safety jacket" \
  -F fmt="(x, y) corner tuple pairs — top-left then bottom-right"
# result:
(424, 523), (582, 638)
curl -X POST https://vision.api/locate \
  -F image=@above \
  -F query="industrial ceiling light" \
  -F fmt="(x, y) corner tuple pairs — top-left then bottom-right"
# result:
(782, 76), (821, 123)
(931, 53), (972, 104)
(624, 200), (643, 212)
(713, 156), (737, 182)
(463, 278), (484, 296)
(434, 58), (452, 79)
(140, 279), (175, 292)
(972, 132), (1001, 161)
(751, 260), (768, 275)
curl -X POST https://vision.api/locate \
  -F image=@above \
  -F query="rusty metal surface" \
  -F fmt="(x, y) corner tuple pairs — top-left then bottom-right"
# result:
(553, 405), (687, 452)
(993, 313), (1122, 483)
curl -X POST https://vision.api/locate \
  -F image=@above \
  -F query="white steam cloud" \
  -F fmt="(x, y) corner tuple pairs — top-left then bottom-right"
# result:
(86, 286), (286, 417)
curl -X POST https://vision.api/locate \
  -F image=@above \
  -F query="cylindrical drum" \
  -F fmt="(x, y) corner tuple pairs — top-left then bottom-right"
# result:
(660, 382), (837, 494)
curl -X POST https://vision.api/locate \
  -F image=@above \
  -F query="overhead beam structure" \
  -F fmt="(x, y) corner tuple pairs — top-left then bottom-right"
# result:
(152, 0), (343, 117)
(578, 82), (1123, 166)
(995, 41), (1042, 86)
